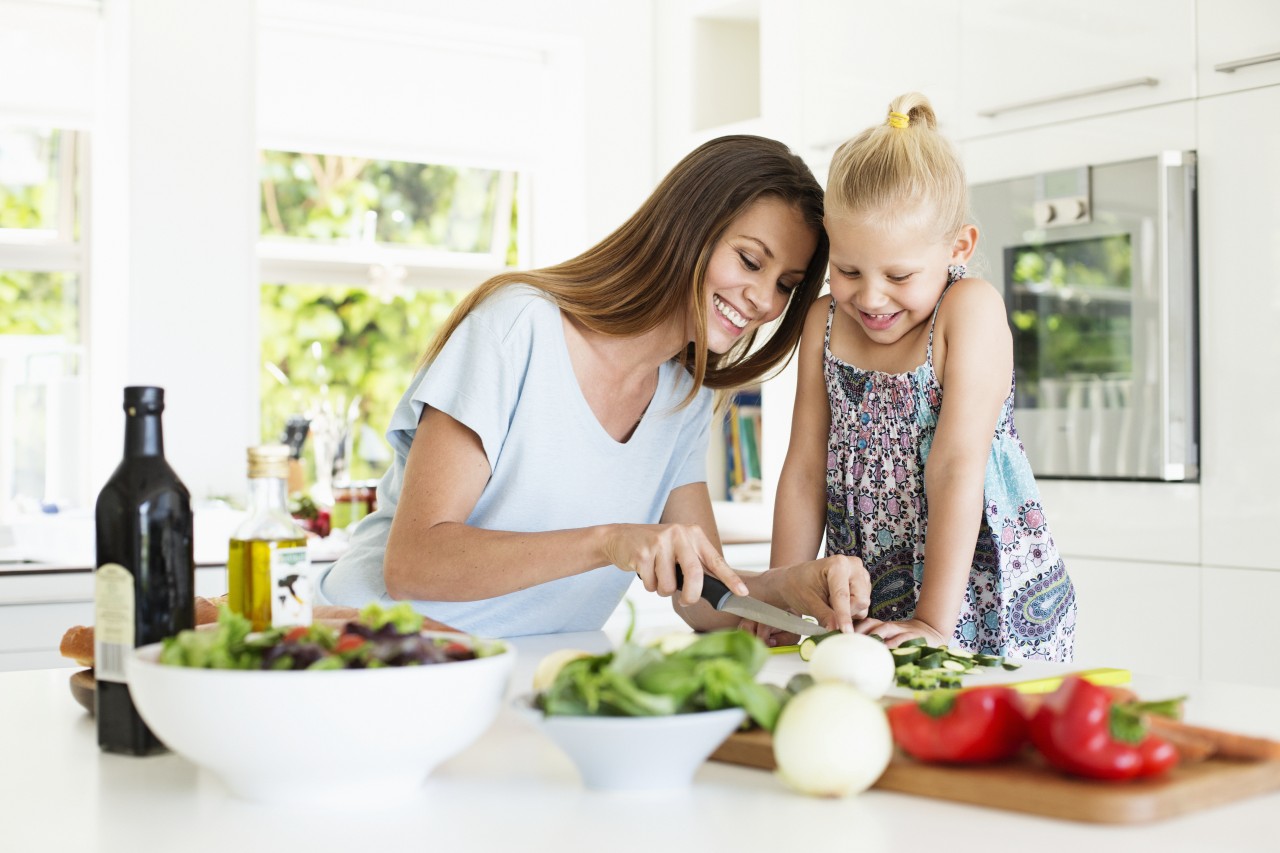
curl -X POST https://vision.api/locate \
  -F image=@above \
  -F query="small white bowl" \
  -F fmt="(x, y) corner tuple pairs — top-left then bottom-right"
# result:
(127, 633), (515, 806)
(513, 694), (745, 791)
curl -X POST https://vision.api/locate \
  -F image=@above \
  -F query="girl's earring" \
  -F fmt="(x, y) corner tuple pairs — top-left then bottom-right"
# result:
(947, 263), (967, 280)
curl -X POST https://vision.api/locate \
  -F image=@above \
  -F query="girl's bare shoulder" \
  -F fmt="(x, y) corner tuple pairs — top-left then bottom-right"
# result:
(938, 276), (1008, 331)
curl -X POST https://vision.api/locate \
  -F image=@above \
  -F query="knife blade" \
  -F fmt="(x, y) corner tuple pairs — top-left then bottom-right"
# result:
(674, 565), (824, 637)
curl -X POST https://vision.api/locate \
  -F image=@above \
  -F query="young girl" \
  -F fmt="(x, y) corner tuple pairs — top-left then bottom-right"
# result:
(769, 93), (1076, 660)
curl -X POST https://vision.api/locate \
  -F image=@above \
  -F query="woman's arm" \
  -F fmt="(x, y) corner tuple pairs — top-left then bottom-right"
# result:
(661, 480), (871, 634)
(770, 296), (834, 569)
(383, 407), (750, 603)
(871, 279), (1011, 645)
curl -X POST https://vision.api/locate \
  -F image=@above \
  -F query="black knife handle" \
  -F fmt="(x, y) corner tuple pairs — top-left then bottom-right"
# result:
(673, 564), (732, 609)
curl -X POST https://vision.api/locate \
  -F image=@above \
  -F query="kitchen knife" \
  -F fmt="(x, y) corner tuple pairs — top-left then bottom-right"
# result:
(674, 565), (824, 637)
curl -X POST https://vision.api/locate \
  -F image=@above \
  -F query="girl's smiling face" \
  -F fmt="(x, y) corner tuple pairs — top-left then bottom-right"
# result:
(700, 196), (818, 354)
(826, 208), (976, 348)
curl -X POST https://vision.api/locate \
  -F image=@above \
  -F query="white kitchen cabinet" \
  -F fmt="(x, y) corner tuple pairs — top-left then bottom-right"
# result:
(1196, 85), (1280, 570)
(1064, 557), (1201, 680)
(794, 0), (960, 169)
(1197, 0), (1280, 97)
(956, 0), (1196, 139)
(1202, 566), (1280, 688)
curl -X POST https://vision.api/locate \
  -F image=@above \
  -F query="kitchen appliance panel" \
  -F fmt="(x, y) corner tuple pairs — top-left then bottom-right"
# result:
(970, 152), (1198, 481)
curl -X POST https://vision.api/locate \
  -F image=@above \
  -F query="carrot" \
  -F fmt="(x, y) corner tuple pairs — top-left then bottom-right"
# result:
(1148, 717), (1280, 762)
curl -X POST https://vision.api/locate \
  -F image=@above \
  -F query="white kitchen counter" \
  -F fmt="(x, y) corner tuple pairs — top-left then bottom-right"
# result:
(2, 634), (1276, 853)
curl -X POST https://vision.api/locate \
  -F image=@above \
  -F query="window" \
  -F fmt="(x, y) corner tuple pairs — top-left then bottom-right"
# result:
(257, 150), (519, 495)
(0, 126), (85, 513)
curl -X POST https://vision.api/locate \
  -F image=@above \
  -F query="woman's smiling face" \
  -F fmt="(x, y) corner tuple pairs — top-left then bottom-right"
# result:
(700, 196), (818, 354)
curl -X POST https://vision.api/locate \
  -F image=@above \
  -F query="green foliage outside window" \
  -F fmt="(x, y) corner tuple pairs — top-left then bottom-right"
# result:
(257, 150), (517, 487)
(259, 283), (465, 484)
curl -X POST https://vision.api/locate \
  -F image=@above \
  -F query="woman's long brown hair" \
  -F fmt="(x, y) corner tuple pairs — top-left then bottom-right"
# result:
(420, 135), (828, 405)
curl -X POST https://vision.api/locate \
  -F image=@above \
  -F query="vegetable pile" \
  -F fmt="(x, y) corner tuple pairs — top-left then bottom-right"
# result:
(887, 675), (1186, 781)
(534, 628), (783, 731)
(159, 603), (502, 670)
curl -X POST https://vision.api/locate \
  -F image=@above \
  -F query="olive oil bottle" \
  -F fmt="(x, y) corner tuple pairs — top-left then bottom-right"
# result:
(95, 386), (194, 755)
(227, 445), (312, 630)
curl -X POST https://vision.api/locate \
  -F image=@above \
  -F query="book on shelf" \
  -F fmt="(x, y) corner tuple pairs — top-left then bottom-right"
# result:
(724, 389), (762, 502)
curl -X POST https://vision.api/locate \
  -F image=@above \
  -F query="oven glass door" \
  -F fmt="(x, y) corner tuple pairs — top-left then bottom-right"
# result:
(971, 153), (1197, 481)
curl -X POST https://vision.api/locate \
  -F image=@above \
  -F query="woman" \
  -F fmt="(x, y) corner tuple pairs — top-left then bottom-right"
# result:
(319, 135), (871, 637)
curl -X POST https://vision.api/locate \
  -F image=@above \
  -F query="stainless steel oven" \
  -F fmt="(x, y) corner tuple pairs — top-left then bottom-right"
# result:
(970, 152), (1198, 481)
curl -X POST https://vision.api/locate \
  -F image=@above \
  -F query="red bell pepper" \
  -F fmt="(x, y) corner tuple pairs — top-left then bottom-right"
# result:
(887, 686), (1029, 763)
(1028, 675), (1180, 781)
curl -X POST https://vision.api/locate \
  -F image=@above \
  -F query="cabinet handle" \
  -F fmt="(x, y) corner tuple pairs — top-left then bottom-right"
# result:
(977, 77), (1159, 118)
(1214, 51), (1280, 73)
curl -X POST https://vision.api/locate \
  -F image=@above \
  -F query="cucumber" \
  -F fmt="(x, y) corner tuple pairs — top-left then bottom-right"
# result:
(916, 652), (946, 670)
(1002, 659), (1024, 671)
(899, 637), (928, 648)
(891, 647), (921, 665)
(940, 659), (968, 673)
(947, 648), (976, 661)
(796, 630), (841, 662)
(975, 653), (1003, 667)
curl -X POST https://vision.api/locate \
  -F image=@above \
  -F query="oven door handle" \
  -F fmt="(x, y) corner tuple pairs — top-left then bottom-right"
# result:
(1157, 151), (1199, 481)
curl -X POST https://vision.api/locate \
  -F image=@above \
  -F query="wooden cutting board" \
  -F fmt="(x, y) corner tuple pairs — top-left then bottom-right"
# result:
(710, 727), (1280, 824)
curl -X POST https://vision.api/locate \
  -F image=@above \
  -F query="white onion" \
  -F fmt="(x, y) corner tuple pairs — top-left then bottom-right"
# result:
(772, 682), (892, 797)
(807, 632), (896, 699)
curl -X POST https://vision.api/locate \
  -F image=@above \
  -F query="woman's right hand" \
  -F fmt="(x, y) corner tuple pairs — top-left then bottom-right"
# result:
(603, 523), (749, 608)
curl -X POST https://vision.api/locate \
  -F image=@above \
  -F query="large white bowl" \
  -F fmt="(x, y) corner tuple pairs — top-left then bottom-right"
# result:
(513, 695), (745, 791)
(127, 632), (515, 806)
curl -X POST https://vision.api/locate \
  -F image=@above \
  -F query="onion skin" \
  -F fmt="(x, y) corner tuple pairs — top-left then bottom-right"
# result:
(807, 633), (896, 699)
(773, 682), (892, 797)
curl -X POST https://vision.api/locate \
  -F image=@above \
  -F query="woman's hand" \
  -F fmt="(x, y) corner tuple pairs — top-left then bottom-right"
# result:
(761, 555), (871, 635)
(603, 523), (748, 607)
(855, 617), (949, 648)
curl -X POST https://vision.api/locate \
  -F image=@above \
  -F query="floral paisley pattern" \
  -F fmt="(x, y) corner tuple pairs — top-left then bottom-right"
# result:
(823, 276), (1076, 660)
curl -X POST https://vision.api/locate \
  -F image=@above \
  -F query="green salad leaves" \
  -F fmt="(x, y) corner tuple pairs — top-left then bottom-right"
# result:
(537, 628), (785, 731)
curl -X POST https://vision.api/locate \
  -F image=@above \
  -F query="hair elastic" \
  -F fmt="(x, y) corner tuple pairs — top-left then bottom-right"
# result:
(887, 111), (910, 129)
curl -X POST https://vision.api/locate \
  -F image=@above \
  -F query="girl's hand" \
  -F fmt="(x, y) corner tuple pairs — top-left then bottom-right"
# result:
(855, 617), (949, 648)
(773, 555), (871, 634)
(604, 523), (749, 607)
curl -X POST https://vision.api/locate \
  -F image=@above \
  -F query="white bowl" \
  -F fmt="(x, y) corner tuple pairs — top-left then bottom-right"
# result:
(127, 633), (515, 806)
(513, 695), (745, 791)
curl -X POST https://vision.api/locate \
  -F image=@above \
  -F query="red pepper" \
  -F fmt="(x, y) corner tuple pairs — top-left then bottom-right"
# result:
(887, 686), (1029, 764)
(1028, 676), (1181, 781)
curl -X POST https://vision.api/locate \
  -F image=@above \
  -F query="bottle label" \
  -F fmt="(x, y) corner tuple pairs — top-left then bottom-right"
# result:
(94, 563), (135, 684)
(269, 546), (313, 628)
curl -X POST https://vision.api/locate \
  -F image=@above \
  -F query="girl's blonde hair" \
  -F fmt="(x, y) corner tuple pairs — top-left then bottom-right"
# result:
(826, 92), (967, 239)
(419, 135), (828, 405)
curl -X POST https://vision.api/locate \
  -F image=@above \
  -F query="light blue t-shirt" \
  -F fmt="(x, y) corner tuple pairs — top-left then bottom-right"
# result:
(318, 285), (714, 637)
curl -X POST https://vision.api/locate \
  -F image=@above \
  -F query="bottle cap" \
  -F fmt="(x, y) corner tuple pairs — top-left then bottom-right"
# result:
(123, 386), (164, 415)
(247, 444), (291, 479)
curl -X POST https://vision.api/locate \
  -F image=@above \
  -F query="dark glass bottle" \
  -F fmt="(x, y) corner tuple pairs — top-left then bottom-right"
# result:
(94, 386), (194, 755)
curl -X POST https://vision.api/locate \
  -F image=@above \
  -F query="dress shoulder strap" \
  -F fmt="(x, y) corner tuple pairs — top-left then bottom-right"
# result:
(825, 296), (836, 351)
(926, 264), (968, 364)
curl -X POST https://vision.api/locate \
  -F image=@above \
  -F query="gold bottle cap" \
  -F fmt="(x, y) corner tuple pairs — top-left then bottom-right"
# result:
(247, 444), (291, 479)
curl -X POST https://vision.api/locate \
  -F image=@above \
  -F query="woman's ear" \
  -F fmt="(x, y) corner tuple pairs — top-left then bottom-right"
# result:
(951, 225), (978, 264)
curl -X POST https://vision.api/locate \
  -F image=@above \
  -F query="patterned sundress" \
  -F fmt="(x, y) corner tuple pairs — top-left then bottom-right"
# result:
(823, 274), (1077, 661)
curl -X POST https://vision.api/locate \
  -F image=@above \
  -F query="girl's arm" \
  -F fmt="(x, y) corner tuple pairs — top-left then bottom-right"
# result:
(770, 297), (834, 569)
(383, 406), (750, 604)
(877, 279), (1012, 644)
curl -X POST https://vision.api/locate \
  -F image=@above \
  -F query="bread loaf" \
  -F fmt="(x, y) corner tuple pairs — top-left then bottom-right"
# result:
(61, 595), (227, 667)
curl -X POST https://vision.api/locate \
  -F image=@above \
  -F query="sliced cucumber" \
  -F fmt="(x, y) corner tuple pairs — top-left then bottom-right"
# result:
(891, 646), (921, 665)
(940, 659), (968, 673)
(798, 637), (818, 662)
(899, 637), (928, 648)
(974, 653), (1003, 667)
(1002, 659), (1024, 671)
